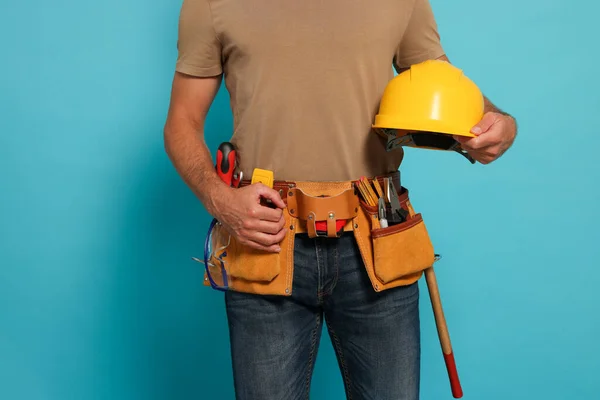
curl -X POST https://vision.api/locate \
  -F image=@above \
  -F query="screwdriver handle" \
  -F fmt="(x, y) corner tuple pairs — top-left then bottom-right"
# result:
(216, 142), (236, 186)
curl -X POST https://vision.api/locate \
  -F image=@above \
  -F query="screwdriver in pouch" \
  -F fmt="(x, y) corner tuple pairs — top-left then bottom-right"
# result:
(216, 142), (242, 187)
(378, 197), (388, 228)
(216, 142), (236, 186)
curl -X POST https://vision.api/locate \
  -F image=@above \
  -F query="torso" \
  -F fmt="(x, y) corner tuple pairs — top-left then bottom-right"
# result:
(209, 0), (418, 181)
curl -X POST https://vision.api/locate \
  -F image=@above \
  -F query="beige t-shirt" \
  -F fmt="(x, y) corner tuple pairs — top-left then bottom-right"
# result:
(176, 0), (445, 181)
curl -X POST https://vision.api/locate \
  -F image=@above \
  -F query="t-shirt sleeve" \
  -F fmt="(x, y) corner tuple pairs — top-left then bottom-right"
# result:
(393, 0), (446, 71)
(175, 0), (223, 77)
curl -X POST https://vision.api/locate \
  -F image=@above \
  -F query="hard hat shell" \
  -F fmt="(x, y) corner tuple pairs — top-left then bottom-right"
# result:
(373, 59), (484, 138)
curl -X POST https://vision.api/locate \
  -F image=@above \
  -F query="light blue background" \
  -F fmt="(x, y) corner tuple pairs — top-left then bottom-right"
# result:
(1, 0), (598, 399)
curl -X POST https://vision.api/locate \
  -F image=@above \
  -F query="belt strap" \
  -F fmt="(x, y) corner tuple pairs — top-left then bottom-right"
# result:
(238, 171), (401, 238)
(238, 171), (401, 201)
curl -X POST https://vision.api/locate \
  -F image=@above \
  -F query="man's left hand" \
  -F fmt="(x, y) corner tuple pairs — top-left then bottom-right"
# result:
(453, 112), (517, 164)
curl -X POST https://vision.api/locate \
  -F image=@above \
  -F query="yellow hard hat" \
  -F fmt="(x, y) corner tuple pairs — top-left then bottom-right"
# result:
(372, 59), (484, 163)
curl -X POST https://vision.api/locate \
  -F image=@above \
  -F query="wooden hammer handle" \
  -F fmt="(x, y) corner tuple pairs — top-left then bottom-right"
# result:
(424, 267), (463, 398)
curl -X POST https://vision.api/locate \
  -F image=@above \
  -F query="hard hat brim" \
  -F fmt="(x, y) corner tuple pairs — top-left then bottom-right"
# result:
(372, 115), (476, 138)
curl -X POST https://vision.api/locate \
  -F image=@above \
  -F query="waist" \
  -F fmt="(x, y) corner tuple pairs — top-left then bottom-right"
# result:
(239, 171), (401, 236)
(238, 171), (400, 201)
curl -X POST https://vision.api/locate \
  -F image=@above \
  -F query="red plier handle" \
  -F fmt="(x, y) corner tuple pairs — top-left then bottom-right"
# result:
(216, 142), (242, 187)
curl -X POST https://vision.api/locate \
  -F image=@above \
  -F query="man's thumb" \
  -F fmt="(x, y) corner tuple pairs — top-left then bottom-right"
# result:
(255, 184), (286, 208)
(471, 112), (497, 135)
(453, 135), (470, 144)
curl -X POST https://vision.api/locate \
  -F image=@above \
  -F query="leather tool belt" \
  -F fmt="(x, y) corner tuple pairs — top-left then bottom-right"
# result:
(204, 171), (436, 296)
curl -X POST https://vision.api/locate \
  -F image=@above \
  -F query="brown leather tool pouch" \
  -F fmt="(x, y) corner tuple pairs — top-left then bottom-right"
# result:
(227, 207), (295, 288)
(203, 183), (298, 296)
(352, 185), (435, 292)
(286, 184), (359, 239)
(202, 175), (433, 296)
(203, 181), (359, 296)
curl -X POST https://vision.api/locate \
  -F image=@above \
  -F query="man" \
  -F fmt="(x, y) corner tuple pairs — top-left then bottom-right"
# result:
(164, 0), (517, 398)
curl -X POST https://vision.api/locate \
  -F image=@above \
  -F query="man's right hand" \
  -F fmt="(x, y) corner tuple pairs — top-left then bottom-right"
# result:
(213, 183), (287, 253)
(163, 72), (287, 253)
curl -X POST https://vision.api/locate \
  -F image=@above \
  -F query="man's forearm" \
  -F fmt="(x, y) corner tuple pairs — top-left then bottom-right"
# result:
(484, 96), (510, 117)
(164, 118), (230, 217)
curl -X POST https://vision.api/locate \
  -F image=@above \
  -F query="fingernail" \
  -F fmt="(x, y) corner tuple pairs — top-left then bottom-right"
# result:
(472, 127), (482, 134)
(275, 246), (281, 252)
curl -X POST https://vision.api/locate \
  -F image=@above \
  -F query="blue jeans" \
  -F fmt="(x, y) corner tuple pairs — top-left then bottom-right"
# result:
(225, 232), (421, 400)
